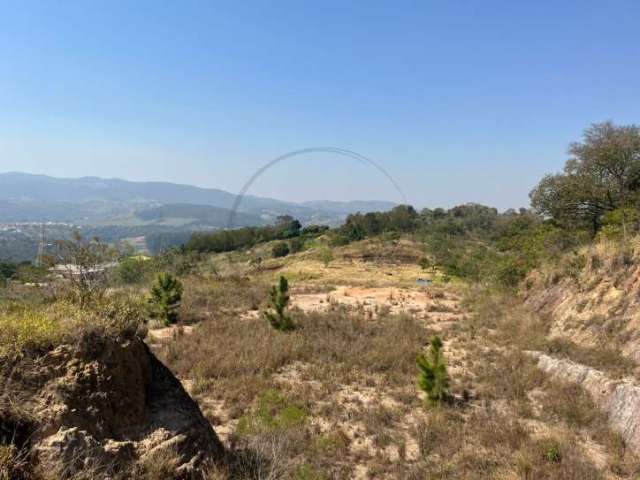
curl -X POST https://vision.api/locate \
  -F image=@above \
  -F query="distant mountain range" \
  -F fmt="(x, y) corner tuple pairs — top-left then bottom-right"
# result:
(0, 172), (396, 227)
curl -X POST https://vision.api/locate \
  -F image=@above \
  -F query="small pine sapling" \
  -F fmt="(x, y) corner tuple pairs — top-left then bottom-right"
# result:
(320, 248), (334, 268)
(264, 276), (294, 331)
(149, 272), (183, 326)
(418, 256), (430, 271)
(417, 336), (450, 406)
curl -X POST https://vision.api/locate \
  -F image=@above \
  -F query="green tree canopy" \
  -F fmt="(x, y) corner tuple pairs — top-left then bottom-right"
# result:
(530, 122), (640, 233)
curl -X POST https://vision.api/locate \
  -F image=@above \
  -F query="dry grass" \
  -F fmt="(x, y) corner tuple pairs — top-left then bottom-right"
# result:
(179, 276), (269, 324)
(158, 304), (430, 416)
(152, 263), (640, 478)
(466, 287), (640, 477)
(4, 237), (640, 479)
(467, 287), (636, 379)
(0, 295), (145, 359)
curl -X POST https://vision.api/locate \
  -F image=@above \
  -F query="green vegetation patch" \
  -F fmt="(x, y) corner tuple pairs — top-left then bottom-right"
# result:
(0, 297), (145, 359)
(0, 306), (63, 358)
(237, 390), (307, 435)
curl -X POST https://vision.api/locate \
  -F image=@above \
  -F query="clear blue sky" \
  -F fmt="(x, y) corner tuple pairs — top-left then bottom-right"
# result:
(1, 1), (638, 210)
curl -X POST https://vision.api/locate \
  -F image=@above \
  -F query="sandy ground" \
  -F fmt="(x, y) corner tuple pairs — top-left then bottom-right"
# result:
(291, 284), (462, 323)
(147, 324), (194, 348)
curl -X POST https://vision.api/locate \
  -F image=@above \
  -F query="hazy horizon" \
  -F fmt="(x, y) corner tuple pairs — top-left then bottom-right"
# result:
(0, 170), (402, 208)
(1, 1), (639, 210)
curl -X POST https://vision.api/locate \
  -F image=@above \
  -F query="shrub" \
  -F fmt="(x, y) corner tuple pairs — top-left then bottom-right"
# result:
(52, 232), (118, 308)
(149, 273), (183, 326)
(543, 442), (562, 463)
(237, 390), (306, 434)
(0, 262), (17, 286)
(264, 276), (294, 331)
(112, 256), (149, 285)
(493, 255), (527, 288)
(563, 252), (587, 280)
(418, 256), (434, 272)
(152, 249), (201, 276)
(289, 237), (305, 253)
(600, 208), (640, 240)
(319, 248), (334, 268)
(272, 242), (290, 258)
(416, 336), (450, 406)
(14, 263), (49, 284)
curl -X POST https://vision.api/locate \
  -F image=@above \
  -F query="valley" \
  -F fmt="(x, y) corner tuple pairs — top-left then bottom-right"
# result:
(3, 123), (640, 479)
(0, 173), (397, 261)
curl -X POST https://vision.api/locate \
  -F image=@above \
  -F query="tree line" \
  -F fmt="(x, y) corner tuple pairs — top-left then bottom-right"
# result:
(4, 121), (637, 290)
(184, 216), (328, 254)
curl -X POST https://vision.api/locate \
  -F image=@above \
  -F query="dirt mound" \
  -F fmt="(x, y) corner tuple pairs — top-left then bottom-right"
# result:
(1, 332), (223, 478)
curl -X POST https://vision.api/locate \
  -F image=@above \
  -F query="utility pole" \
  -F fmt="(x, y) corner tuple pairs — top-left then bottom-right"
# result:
(37, 223), (47, 266)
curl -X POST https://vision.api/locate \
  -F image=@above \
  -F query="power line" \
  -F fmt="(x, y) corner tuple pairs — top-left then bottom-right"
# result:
(37, 224), (47, 266)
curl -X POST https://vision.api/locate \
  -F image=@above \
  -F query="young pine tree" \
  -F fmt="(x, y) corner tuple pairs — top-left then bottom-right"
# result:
(417, 336), (450, 406)
(320, 248), (334, 268)
(149, 272), (183, 326)
(264, 276), (294, 331)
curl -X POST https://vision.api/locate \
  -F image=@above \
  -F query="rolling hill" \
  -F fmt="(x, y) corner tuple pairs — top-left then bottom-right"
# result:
(0, 172), (397, 225)
(0, 172), (398, 260)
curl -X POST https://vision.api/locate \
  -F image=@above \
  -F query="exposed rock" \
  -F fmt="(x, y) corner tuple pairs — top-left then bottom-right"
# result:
(34, 426), (135, 474)
(528, 351), (640, 452)
(1, 332), (224, 478)
(523, 260), (640, 362)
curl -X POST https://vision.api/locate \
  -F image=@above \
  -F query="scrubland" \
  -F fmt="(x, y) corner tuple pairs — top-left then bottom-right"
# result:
(150, 237), (640, 479)
(3, 232), (640, 479)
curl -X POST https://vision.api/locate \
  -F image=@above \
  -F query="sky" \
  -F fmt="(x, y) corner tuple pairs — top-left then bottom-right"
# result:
(0, 1), (639, 210)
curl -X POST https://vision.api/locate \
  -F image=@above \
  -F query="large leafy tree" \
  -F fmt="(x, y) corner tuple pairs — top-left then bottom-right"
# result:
(530, 122), (640, 233)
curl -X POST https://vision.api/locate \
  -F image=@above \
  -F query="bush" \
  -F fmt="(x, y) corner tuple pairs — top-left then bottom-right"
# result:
(418, 256), (434, 272)
(152, 249), (201, 276)
(237, 390), (306, 434)
(289, 237), (305, 253)
(14, 263), (49, 284)
(319, 248), (334, 268)
(149, 273), (183, 326)
(301, 225), (329, 236)
(52, 232), (118, 307)
(0, 262), (17, 288)
(264, 276), (294, 331)
(112, 256), (149, 285)
(416, 336), (450, 406)
(272, 242), (290, 258)
(493, 255), (527, 288)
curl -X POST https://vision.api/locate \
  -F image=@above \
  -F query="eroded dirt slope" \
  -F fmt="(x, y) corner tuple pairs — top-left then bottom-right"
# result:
(1, 331), (224, 479)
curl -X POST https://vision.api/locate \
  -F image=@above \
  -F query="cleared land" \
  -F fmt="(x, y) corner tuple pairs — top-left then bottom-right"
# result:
(147, 238), (640, 479)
